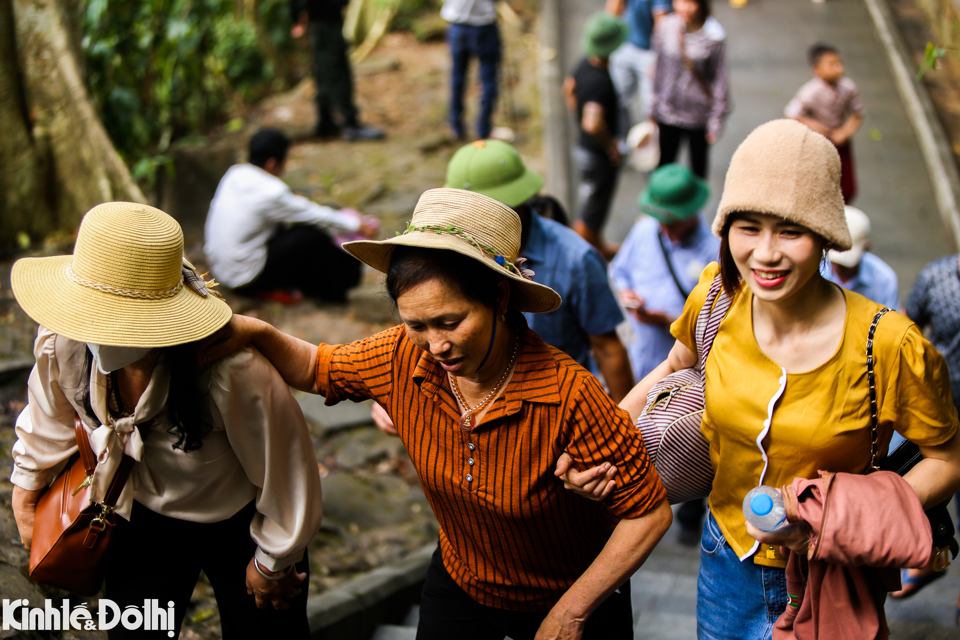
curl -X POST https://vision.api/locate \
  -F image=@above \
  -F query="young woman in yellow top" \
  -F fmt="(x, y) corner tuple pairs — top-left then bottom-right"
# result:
(563, 120), (960, 639)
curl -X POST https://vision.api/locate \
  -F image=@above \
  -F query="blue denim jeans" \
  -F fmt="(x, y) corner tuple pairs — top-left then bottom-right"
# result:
(697, 512), (788, 640)
(447, 22), (501, 140)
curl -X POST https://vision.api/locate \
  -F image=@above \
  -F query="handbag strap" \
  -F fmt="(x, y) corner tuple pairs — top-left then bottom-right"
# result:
(866, 307), (890, 472)
(74, 415), (97, 476)
(73, 413), (135, 508)
(657, 230), (690, 299)
(693, 274), (733, 370)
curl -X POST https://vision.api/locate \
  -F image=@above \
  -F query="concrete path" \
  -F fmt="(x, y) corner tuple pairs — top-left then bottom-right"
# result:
(552, 0), (960, 637)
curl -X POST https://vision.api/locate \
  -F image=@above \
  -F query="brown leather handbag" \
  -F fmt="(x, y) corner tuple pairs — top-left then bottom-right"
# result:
(28, 415), (134, 596)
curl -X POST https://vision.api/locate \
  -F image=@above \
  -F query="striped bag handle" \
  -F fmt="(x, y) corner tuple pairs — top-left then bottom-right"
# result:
(693, 274), (733, 372)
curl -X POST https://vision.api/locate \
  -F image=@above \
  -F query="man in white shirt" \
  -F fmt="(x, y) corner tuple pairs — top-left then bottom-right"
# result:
(204, 128), (379, 303)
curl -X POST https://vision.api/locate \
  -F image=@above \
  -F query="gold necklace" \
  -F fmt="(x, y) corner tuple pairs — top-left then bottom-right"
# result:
(449, 337), (519, 432)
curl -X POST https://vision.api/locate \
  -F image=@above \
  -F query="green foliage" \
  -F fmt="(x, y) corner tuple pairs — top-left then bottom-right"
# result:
(918, 41), (947, 80)
(82, 0), (295, 170)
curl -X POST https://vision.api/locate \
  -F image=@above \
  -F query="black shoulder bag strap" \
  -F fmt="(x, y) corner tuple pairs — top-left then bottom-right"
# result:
(866, 308), (958, 567)
(657, 229), (690, 300)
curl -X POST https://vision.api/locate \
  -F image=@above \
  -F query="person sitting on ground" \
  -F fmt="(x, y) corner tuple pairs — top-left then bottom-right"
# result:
(785, 42), (863, 203)
(204, 127), (379, 304)
(609, 163), (719, 547)
(203, 187), (672, 640)
(10, 202), (323, 639)
(563, 12), (629, 259)
(824, 205), (899, 310)
(291, 0), (385, 141)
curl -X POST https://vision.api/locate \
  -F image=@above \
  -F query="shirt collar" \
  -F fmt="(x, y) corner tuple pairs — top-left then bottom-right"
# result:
(521, 213), (548, 265)
(410, 320), (563, 429)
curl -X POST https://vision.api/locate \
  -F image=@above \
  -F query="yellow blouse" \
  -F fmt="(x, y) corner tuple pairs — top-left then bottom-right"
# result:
(671, 263), (958, 559)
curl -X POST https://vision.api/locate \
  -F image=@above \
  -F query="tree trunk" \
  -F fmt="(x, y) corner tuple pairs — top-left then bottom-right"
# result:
(0, 0), (145, 249)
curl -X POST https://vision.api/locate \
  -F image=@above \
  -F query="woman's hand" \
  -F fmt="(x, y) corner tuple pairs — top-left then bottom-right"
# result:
(371, 402), (398, 436)
(745, 521), (811, 554)
(245, 558), (307, 610)
(196, 315), (266, 366)
(534, 605), (586, 640)
(12, 486), (44, 550)
(555, 453), (618, 501)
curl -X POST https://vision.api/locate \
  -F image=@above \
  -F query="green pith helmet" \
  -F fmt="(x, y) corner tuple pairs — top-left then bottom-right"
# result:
(444, 140), (545, 208)
(639, 164), (711, 224)
(581, 12), (628, 59)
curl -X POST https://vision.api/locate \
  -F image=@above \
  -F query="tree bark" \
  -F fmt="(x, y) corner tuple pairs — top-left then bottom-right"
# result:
(0, 0), (145, 248)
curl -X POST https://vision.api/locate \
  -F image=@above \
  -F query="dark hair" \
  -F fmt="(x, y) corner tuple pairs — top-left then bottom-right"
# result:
(386, 246), (504, 310)
(77, 344), (213, 452)
(691, 0), (711, 19)
(808, 43), (838, 67)
(527, 195), (570, 227)
(248, 128), (290, 168)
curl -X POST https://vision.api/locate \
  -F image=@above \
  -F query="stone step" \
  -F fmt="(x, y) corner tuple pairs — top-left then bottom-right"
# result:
(370, 624), (417, 640)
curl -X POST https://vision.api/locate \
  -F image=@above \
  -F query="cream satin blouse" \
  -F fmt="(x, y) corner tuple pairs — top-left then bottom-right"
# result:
(11, 327), (323, 571)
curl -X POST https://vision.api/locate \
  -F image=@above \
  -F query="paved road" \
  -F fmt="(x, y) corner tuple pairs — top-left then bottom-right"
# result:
(553, 0), (960, 637)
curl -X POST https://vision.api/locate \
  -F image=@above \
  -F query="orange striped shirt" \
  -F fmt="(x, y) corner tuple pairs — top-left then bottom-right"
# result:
(315, 322), (666, 611)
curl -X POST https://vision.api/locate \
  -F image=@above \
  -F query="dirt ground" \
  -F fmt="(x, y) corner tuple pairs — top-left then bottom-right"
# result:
(0, 7), (544, 638)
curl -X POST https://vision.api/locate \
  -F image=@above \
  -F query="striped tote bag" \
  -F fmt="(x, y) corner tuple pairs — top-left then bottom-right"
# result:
(637, 274), (731, 504)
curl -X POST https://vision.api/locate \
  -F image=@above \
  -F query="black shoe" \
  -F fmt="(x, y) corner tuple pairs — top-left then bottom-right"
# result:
(343, 123), (385, 141)
(315, 122), (342, 139)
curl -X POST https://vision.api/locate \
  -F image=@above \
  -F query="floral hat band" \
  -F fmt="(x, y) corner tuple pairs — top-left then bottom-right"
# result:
(344, 188), (561, 314)
(398, 221), (536, 280)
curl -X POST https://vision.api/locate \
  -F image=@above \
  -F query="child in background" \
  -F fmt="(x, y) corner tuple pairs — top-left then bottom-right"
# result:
(785, 43), (864, 203)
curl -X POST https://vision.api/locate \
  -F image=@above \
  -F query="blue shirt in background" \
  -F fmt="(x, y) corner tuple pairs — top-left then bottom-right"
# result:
(824, 252), (900, 310)
(625, 0), (673, 50)
(521, 214), (624, 372)
(610, 215), (720, 381)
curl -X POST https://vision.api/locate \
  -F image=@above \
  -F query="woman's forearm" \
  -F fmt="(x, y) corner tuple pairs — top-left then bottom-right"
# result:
(249, 320), (320, 393)
(537, 500), (672, 637)
(905, 430), (960, 508)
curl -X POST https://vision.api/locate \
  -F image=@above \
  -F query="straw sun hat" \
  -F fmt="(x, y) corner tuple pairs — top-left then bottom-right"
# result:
(343, 188), (562, 313)
(11, 202), (232, 347)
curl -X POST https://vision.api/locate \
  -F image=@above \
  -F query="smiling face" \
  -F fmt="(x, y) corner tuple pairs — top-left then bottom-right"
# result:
(395, 278), (506, 378)
(727, 213), (827, 303)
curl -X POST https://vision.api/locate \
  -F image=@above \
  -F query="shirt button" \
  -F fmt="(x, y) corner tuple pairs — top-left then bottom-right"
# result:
(763, 419), (771, 428)
(468, 443), (475, 451)
(466, 474), (473, 482)
(779, 376), (786, 385)
(468, 458), (475, 465)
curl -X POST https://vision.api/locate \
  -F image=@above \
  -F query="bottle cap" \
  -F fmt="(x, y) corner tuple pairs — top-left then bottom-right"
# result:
(750, 493), (774, 516)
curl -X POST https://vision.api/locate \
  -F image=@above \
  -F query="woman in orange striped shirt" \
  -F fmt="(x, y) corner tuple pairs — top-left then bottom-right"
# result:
(204, 188), (671, 640)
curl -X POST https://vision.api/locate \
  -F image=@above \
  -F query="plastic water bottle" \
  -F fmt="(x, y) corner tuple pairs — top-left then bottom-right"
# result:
(743, 486), (789, 532)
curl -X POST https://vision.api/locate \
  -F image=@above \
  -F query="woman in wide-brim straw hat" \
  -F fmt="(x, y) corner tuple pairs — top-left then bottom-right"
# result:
(10, 202), (322, 638)
(204, 187), (672, 639)
(565, 119), (960, 638)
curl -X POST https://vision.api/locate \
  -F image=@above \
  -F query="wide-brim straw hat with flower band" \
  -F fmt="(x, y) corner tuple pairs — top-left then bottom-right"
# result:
(343, 188), (562, 314)
(11, 202), (232, 347)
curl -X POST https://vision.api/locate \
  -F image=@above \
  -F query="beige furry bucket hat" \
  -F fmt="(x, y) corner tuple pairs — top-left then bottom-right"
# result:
(343, 188), (562, 313)
(11, 202), (232, 347)
(713, 119), (852, 251)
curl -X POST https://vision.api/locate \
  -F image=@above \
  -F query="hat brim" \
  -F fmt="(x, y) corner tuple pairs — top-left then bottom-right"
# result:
(343, 233), (561, 314)
(446, 167), (545, 210)
(12, 256), (233, 347)
(639, 180), (710, 223)
(828, 244), (866, 268)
